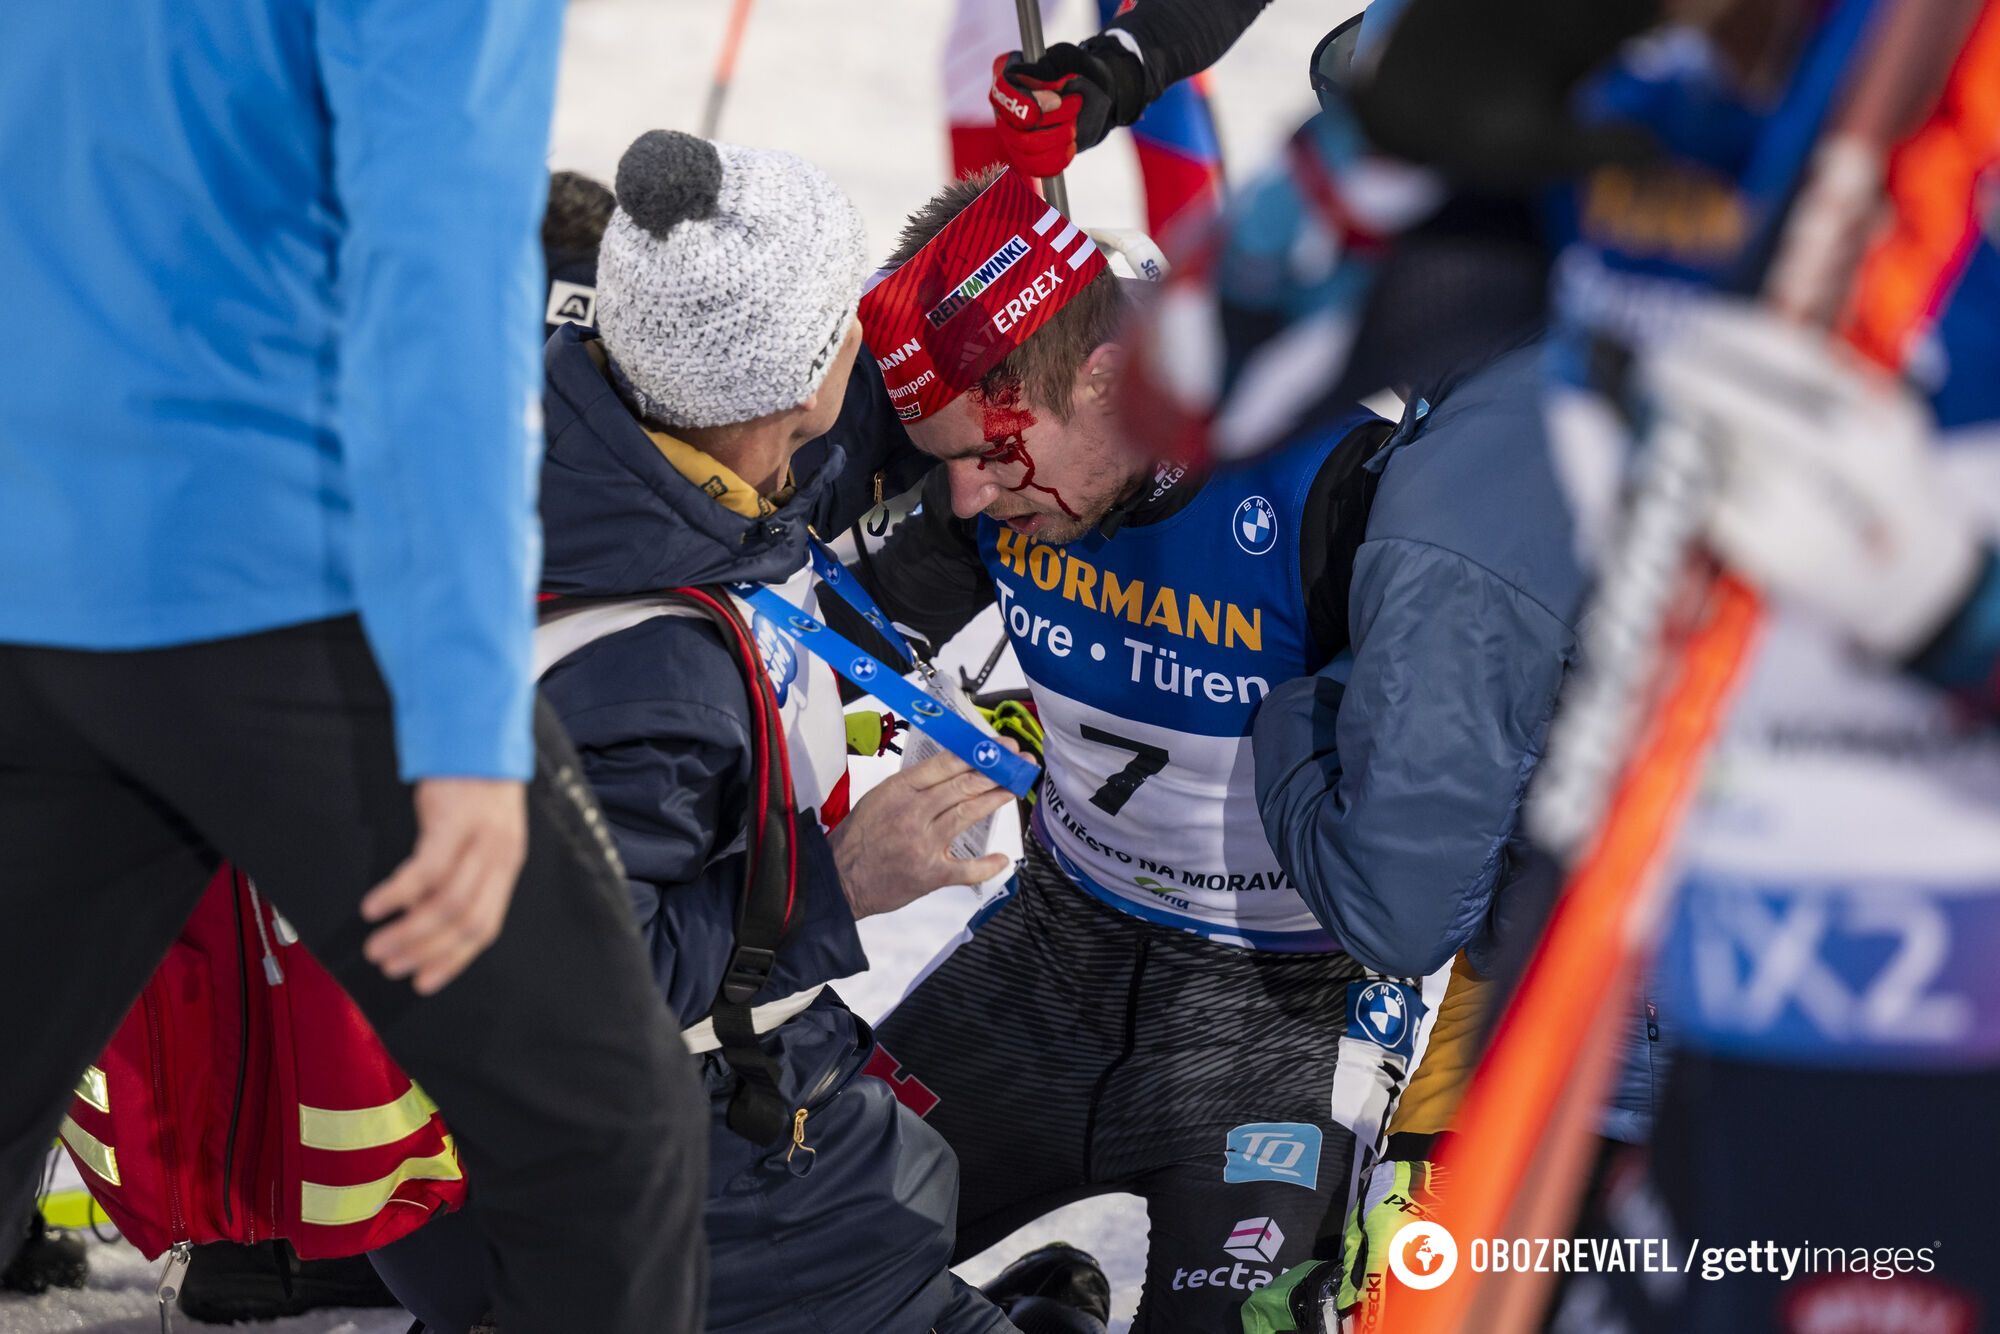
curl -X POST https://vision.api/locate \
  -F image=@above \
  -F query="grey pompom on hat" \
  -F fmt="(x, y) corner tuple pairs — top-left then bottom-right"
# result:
(595, 129), (869, 429)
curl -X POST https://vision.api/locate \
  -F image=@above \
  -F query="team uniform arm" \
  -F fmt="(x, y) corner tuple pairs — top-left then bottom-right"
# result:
(1253, 540), (1574, 979)
(1101, 0), (1275, 102)
(316, 0), (565, 780)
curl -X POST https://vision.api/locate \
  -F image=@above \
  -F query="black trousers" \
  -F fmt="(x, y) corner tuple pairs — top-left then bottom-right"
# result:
(0, 617), (707, 1332)
(875, 839), (1390, 1334)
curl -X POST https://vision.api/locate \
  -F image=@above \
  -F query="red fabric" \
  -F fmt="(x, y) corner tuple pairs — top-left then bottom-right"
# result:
(62, 867), (465, 1260)
(819, 769), (852, 830)
(1131, 137), (1222, 237)
(949, 123), (1009, 182)
(858, 168), (1108, 423)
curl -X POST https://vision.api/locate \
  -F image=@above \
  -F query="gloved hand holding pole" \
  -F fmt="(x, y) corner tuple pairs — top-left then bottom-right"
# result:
(1011, 0), (1072, 215)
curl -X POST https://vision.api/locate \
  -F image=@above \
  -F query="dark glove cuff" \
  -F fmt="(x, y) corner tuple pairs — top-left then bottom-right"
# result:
(1080, 32), (1154, 128)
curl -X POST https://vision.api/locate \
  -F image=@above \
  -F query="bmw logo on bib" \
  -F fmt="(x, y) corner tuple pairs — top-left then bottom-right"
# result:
(973, 740), (1000, 769)
(1346, 980), (1420, 1055)
(849, 656), (877, 683)
(751, 613), (799, 707)
(1234, 496), (1277, 556)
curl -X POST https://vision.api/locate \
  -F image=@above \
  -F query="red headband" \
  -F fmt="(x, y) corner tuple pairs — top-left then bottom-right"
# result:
(860, 170), (1108, 423)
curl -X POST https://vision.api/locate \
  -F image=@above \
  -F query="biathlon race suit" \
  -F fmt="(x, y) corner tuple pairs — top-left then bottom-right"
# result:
(371, 326), (1019, 1334)
(1531, 15), (2000, 1330)
(841, 371), (1592, 1329)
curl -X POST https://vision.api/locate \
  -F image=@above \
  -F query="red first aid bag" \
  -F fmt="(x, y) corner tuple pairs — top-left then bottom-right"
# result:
(58, 865), (465, 1261)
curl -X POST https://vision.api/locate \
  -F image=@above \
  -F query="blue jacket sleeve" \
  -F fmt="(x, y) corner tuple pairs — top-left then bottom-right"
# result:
(1254, 538), (1575, 978)
(316, 0), (565, 780)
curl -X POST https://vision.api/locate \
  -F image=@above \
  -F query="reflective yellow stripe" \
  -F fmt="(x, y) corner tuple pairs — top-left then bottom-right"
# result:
(58, 1115), (119, 1188)
(299, 1137), (460, 1227)
(74, 1066), (110, 1115)
(298, 1083), (440, 1152)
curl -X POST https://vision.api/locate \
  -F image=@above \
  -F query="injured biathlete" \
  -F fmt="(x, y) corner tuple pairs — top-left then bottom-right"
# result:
(832, 168), (1514, 1332)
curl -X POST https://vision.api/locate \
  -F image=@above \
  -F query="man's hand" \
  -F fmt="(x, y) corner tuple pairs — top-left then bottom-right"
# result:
(362, 777), (528, 995)
(989, 36), (1145, 178)
(831, 749), (1013, 918)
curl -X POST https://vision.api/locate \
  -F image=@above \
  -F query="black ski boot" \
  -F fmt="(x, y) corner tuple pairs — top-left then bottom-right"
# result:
(177, 1240), (401, 1323)
(0, 1211), (88, 1294)
(980, 1242), (1112, 1334)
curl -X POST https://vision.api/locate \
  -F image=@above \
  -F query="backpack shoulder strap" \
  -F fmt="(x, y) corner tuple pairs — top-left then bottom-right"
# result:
(1301, 416), (1396, 668)
(655, 587), (799, 1146)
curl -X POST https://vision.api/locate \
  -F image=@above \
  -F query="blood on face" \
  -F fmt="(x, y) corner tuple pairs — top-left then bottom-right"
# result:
(969, 376), (1079, 519)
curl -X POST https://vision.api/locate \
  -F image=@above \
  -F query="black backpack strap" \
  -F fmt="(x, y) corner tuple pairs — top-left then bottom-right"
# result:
(663, 587), (798, 1145)
(1301, 416), (1397, 667)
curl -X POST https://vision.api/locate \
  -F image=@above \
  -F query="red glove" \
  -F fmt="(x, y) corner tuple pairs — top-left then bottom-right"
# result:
(988, 45), (1122, 178)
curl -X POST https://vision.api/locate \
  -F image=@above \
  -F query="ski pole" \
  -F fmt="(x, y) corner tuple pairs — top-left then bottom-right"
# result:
(699, 0), (758, 140)
(1013, 0), (1072, 215)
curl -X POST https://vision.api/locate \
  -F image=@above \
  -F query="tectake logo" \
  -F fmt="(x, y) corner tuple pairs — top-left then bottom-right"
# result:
(1224, 1123), (1322, 1190)
(1234, 495), (1277, 555)
(1170, 1218), (1283, 1294)
(1225, 1217), (1286, 1264)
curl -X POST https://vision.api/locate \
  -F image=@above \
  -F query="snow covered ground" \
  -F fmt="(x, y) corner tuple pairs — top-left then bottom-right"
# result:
(0, 1), (1357, 1328)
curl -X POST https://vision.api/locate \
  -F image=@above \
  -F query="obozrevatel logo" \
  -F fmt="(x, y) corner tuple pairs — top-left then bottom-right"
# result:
(1234, 495), (1277, 555)
(1387, 1222), (1457, 1290)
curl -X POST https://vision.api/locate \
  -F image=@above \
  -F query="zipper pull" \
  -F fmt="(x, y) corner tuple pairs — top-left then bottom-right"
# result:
(270, 908), (299, 947)
(245, 882), (285, 985)
(158, 1241), (192, 1333)
(785, 1106), (817, 1178)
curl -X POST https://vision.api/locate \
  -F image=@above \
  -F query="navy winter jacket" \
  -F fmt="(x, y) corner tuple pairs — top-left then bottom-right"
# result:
(536, 326), (929, 1026)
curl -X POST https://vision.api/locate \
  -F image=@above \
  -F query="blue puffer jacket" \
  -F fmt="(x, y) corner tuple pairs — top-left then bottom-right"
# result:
(1255, 343), (1588, 977)
(1253, 341), (1671, 1137)
(537, 325), (929, 1026)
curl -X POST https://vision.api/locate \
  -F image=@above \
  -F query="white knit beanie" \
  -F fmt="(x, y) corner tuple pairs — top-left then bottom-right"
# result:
(596, 130), (869, 429)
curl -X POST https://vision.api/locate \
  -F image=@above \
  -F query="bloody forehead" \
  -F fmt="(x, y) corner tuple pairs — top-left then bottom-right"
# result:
(859, 169), (1107, 424)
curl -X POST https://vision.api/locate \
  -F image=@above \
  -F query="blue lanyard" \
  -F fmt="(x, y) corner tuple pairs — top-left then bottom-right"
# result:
(729, 541), (1040, 798)
(802, 537), (915, 662)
